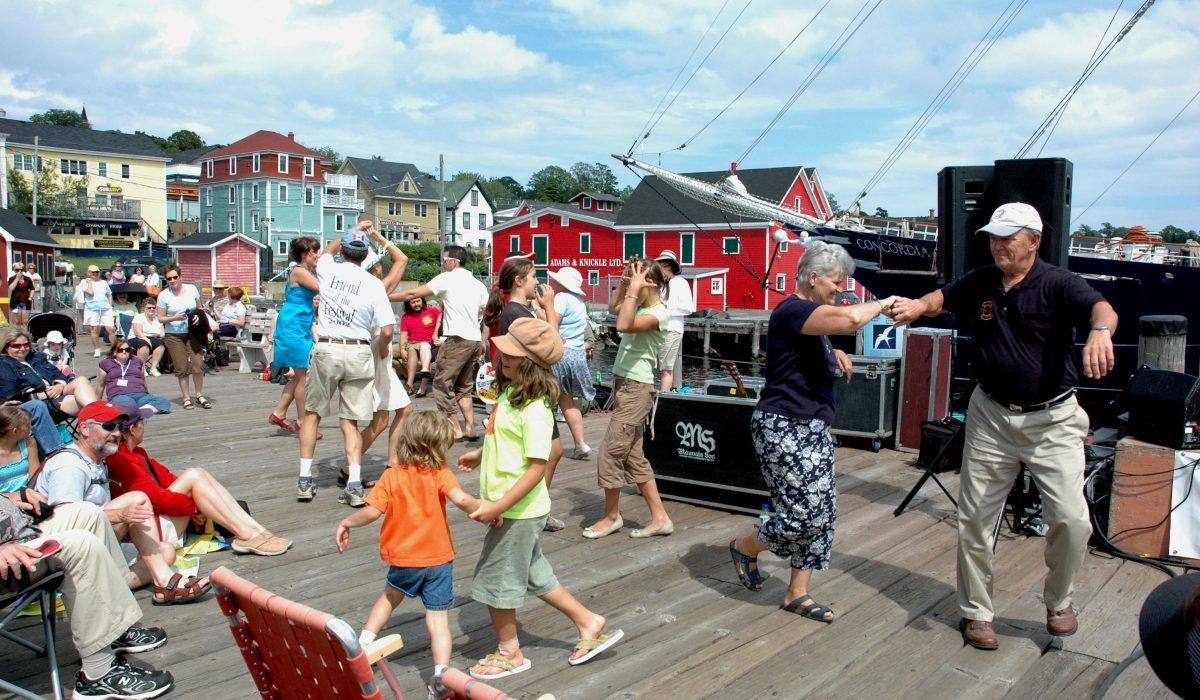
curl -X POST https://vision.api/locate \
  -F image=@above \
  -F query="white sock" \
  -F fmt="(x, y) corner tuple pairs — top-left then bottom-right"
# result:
(434, 664), (448, 679)
(299, 458), (313, 478)
(358, 629), (377, 645)
(347, 464), (361, 484)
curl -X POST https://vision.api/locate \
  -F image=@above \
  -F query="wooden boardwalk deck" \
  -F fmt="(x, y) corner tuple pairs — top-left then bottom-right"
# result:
(1, 352), (1177, 699)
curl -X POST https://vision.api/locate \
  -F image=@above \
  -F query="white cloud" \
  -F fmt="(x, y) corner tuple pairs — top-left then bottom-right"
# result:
(405, 14), (555, 81)
(296, 100), (336, 122)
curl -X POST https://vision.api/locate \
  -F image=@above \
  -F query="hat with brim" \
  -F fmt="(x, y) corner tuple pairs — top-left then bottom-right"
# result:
(87, 265), (101, 273)
(45, 330), (65, 344)
(548, 267), (585, 295)
(213, 280), (228, 289)
(108, 395), (155, 422)
(977, 202), (1043, 237)
(506, 249), (536, 260)
(76, 401), (129, 425)
(655, 250), (681, 271)
(492, 317), (564, 369)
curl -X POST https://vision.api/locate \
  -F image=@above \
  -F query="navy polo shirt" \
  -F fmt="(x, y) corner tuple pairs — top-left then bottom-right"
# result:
(757, 295), (838, 424)
(942, 258), (1104, 406)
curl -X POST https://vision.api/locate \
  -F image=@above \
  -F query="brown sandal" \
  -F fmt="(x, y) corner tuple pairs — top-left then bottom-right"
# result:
(152, 572), (211, 605)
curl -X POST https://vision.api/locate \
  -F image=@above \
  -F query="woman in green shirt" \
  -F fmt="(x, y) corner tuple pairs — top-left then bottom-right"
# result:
(584, 259), (674, 540)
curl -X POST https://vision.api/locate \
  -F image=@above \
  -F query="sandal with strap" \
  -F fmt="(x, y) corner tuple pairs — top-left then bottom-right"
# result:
(730, 541), (765, 591)
(195, 395), (213, 409)
(468, 653), (531, 680)
(568, 628), (625, 666)
(182, 399), (195, 410)
(782, 594), (835, 623)
(152, 572), (211, 606)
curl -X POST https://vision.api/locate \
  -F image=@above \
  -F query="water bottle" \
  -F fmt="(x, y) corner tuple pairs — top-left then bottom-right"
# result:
(595, 371), (603, 383)
(757, 503), (771, 529)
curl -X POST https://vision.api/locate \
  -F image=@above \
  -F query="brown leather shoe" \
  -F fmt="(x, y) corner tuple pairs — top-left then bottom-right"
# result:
(1046, 604), (1078, 636)
(961, 619), (999, 650)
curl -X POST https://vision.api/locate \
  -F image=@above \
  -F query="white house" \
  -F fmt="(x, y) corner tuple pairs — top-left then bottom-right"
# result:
(443, 178), (495, 249)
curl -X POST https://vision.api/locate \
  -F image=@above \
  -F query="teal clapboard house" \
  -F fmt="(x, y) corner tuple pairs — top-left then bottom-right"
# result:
(196, 130), (363, 269)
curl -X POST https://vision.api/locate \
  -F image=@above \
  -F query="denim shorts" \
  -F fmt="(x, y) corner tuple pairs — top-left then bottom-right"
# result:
(385, 560), (454, 611)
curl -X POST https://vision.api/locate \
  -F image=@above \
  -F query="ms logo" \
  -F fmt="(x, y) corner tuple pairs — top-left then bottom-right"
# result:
(676, 421), (717, 461)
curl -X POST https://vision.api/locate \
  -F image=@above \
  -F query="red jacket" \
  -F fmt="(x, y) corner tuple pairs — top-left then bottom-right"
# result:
(106, 443), (199, 517)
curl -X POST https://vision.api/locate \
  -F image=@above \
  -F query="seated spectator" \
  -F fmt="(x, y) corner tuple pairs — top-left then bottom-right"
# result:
(129, 266), (147, 285)
(0, 494), (175, 699)
(129, 297), (165, 377)
(97, 341), (171, 414)
(42, 329), (73, 378)
(0, 406), (38, 493)
(113, 291), (138, 317)
(0, 328), (98, 416)
(33, 401), (210, 604)
(106, 396), (291, 556)
(1, 399), (64, 458)
(217, 286), (248, 338)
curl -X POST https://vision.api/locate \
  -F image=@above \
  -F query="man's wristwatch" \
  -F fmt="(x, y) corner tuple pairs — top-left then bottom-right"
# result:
(1091, 324), (1110, 333)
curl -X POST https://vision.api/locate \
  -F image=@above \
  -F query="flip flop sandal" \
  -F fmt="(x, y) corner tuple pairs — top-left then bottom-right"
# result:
(152, 572), (211, 606)
(182, 399), (195, 410)
(568, 629), (625, 666)
(782, 594), (835, 623)
(729, 541), (765, 591)
(195, 395), (213, 409)
(469, 654), (531, 680)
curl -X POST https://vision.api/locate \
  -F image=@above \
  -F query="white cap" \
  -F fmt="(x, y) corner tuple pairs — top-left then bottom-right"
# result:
(45, 330), (66, 344)
(548, 266), (584, 295)
(977, 202), (1043, 237)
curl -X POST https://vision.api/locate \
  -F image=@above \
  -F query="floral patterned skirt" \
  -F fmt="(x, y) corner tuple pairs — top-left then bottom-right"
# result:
(750, 409), (837, 571)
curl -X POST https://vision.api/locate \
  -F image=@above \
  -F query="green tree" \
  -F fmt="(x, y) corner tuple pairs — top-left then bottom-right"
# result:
(452, 170), (485, 182)
(569, 162), (619, 195)
(310, 146), (341, 168)
(526, 165), (575, 202)
(135, 130), (173, 151)
(5, 161), (88, 233)
(873, 206), (889, 218)
(826, 193), (841, 215)
(618, 184), (635, 202)
(493, 176), (525, 198)
(29, 108), (90, 128)
(1073, 223), (1098, 237)
(371, 154), (385, 161)
(169, 130), (205, 151)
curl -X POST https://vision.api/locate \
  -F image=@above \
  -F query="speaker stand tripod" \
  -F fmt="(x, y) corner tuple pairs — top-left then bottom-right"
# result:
(894, 434), (960, 517)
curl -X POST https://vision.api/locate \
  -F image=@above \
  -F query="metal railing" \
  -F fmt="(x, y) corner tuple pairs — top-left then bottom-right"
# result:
(57, 196), (141, 220)
(323, 173), (357, 189)
(1069, 240), (1200, 267)
(322, 193), (365, 210)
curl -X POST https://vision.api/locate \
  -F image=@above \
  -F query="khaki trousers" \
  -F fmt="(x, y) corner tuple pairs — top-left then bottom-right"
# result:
(597, 377), (656, 488)
(957, 386), (1092, 621)
(434, 337), (481, 417)
(30, 502), (142, 657)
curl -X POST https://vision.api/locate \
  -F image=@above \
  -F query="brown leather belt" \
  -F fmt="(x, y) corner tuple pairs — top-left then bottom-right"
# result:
(317, 337), (370, 345)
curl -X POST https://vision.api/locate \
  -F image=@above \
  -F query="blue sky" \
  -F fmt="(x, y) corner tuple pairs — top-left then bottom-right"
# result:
(1, 0), (1196, 229)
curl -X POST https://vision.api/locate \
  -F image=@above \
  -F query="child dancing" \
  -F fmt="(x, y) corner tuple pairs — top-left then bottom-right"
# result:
(458, 317), (624, 680)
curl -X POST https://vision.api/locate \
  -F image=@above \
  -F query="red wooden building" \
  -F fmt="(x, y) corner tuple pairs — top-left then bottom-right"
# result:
(0, 207), (59, 315)
(491, 166), (839, 311)
(169, 231), (267, 298)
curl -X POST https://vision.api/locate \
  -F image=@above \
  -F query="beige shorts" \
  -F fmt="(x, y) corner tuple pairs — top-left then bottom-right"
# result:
(305, 342), (376, 421)
(597, 376), (657, 488)
(657, 330), (683, 370)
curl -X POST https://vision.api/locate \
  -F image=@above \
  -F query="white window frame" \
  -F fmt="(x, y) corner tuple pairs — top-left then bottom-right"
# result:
(204, 187), (212, 206)
(415, 204), (427, 217)
(388, 201), (399, 216)
(562, 216), (571, 226)
(478, 213), (486, 229)
(303, 157), (314, 177)
(846, 277), (857, 291)
(251, 183), (259, 202)
(97, 161), (107, 178)
(278, 154), (289, 173)
(228, 186), (235, 204)
(462, 212), (471, 230)
(228, 156), (236, 175)
(205, 160), (213, 177)
(228, 213), (237, 232)
(723, 236), (740, 255)
(251, 211), (260, 232)
(680, 232), (694, 265)
(582, 196), (592, 209)
(252, 153), (261, 173)
(579, 233), (591, 254)
(532, 234), (548, 265)
(205, 213), (212, 232)
(588, 270), (599, 286)
(530, 215), (538, 229)
(780, 240), (789, 253)
(470, 190), (479, 206)
(509, 235), (520, 253)
(59, 159), (86, 175)
(795, 196), (802, 211)
(335, 213), (345, 231)
(304, 186), (314, 205)
(277, 184), (288, 203)
(711, 278), (724, 295)
(276, 238), (289, 256)
(775, 273), (786, 292)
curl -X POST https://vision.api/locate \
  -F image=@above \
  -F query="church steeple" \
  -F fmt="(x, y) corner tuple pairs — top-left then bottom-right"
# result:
(80, 104), (89, 125)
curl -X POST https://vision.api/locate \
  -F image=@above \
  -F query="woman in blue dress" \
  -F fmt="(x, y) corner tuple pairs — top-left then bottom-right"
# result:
(268, 237), (321, 433)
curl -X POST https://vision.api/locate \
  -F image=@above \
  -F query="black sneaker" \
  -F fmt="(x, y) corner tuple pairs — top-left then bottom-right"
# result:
(111, 626), (168, 654)
(74, 658), (174, 699)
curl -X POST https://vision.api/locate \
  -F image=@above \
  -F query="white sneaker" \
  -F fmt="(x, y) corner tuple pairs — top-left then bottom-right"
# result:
(570, 444), (593, 460)
(93, 349), (102, 357)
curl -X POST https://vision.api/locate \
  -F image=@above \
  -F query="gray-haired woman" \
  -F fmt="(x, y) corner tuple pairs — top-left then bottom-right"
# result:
(728, 240), (898, 622)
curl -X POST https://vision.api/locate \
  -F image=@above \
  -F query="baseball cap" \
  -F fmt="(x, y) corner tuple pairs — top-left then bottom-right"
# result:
(108, 395), (155, 422)
(341, 229), (369, 251)
(77, 401), (129, 425)
(45, 330), (65, 344)
(87, 264), (101, 273)
(492, 317), (564, 369)
(977, 202), (1043, 237)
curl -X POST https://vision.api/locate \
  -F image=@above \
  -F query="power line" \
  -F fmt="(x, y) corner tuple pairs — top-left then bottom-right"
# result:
(1074, 85), (1200, 222)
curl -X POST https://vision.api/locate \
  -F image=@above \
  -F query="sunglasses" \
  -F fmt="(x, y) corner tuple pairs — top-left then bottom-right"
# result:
(7, 342), (30, 349)
(89, 420), (124, 432)
(114, 347), (130, 353)
(164, 275), (180, 281)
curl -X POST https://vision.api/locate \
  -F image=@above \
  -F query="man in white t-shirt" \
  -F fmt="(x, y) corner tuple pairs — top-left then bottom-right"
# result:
(393, 245), (488, 441)
(654, 250), (696, 391)
(77, 264), (115, 357)
(297, 223), (396, 507)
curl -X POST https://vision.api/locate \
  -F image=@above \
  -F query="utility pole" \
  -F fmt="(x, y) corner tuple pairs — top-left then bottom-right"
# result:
(32, 136), (39, 226)
(438, 154), (446, 247)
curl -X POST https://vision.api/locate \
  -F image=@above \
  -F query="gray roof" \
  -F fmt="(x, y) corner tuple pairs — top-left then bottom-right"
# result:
(569, 191), (621, 204)
(343, 157), (437, 200)
(0, 208), (59, 247)
(0, 118), (170, 160)
(616, 166), (810, 227)
(169, 145), (219, 165)
(169, 230), (268, 249)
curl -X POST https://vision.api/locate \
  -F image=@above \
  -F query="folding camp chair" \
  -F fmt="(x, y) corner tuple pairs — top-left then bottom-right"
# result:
(210, 566), (516, 700)
(0, 570), (65, 700)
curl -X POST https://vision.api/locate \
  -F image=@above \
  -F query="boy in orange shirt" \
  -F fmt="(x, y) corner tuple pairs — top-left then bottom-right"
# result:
(336, 411), (491, 686)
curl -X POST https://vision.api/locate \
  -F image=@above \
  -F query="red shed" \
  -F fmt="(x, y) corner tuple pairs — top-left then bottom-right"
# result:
(169, 231), (267, 298)
(0, 207), (59, 316)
